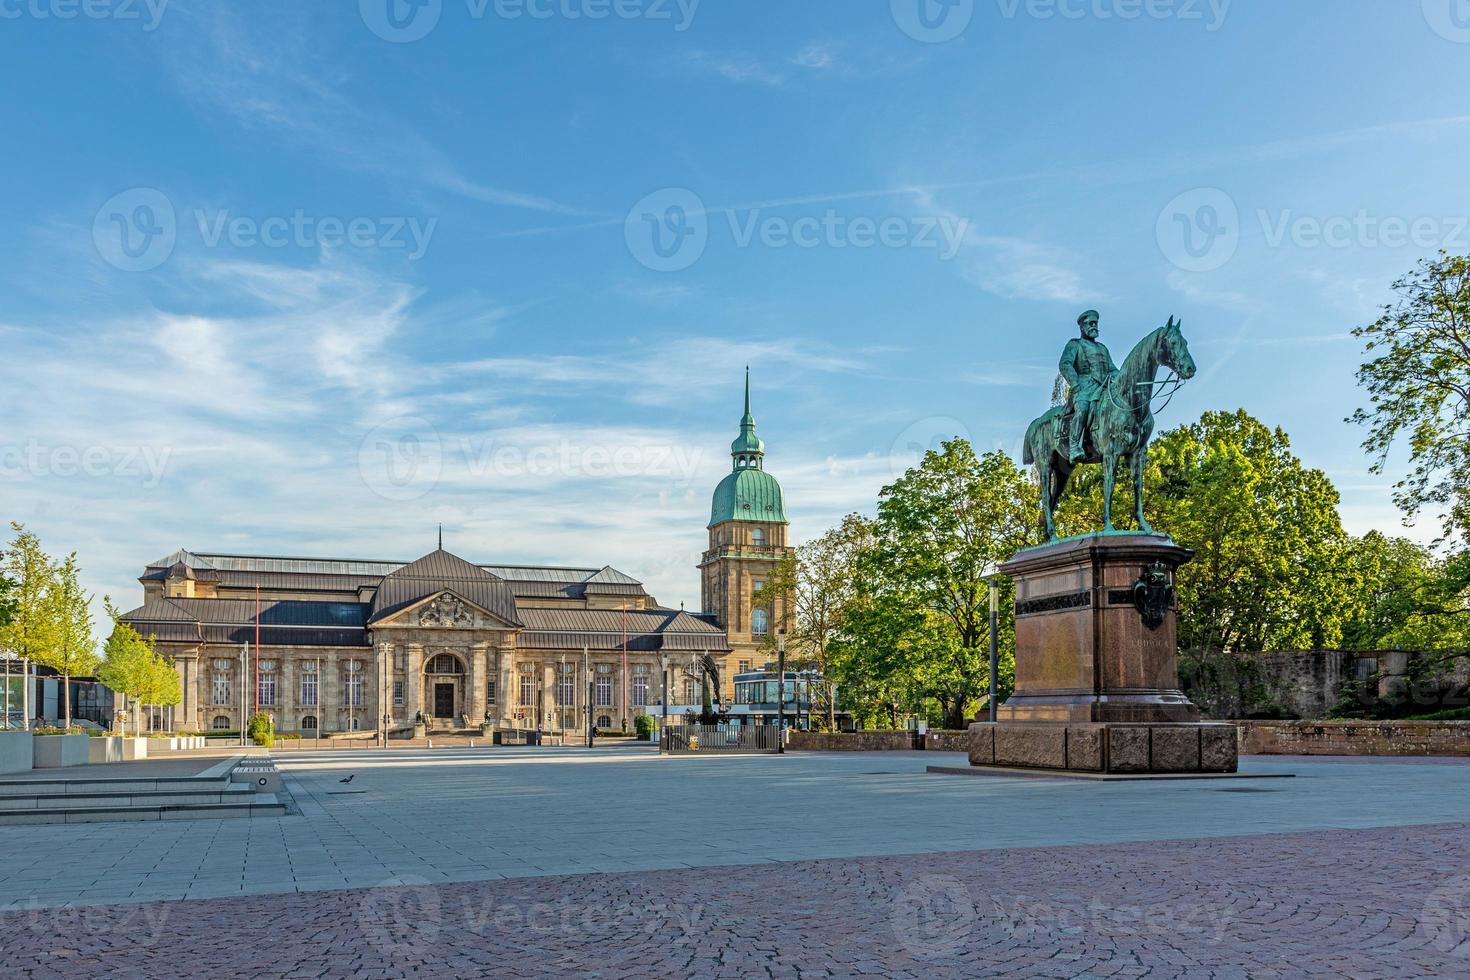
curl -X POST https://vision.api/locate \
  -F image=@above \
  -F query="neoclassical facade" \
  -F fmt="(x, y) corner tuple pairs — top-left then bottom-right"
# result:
(121, 377), (792, 735)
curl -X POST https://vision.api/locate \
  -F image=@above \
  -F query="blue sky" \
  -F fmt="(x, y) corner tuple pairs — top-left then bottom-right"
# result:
(2, 0), (1469, 619)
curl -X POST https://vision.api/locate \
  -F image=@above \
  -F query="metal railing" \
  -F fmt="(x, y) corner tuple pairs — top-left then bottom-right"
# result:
(664, 724), (781, 754)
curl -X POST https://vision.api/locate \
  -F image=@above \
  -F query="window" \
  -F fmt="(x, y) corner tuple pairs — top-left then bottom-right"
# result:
(595, 665), (612, 707)
(428, 654), (461, 674)
(348, 716), (361, 732)
(738, 660), (751, 674)
(258, 661), (277, 707)
(520, 666), (535, 707)
(344, 661), (363, 707)
(211, 715), (231, 730)
(632, 664), (648, 707)
(557, 663), (575, 706)
(684, 678), (698, 703)
(212, 671), (231, 706)
(300, 662), (319, 706)
(752, 528), (766, 547)
(487, 679), (496, 705)
(596, 715), (612, 729)
(752, 608), (769, 636)
(301, 715), (318, 731)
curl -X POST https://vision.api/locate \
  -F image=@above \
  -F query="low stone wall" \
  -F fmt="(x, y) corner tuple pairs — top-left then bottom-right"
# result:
(0, 732), (33, 774)
(33, 734), (90, 768)
(1238, 720), (1470, 757)
(787, 731), (973, 752)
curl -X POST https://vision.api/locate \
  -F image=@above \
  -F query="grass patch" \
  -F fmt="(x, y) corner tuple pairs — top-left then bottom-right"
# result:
(1408, 706), (1470, 721)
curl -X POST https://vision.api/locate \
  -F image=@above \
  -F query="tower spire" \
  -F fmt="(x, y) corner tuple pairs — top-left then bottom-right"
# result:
(438, 524), (443, 550)
(730, 369), (765, 469)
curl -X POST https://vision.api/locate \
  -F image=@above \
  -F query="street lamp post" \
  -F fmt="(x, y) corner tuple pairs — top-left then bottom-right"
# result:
(988, 577), (1000, 723)
(583, 645), (593, 748)
(659, 653), (669, 755)
(776, 631), (786, 754)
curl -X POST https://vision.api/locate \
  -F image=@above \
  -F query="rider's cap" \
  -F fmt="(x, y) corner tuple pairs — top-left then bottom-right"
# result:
(1077, 310), (1100, 327)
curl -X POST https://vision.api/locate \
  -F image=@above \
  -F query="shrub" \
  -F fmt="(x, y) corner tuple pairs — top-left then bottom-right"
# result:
(247, 712), (275, 747)
(633, 713), (658, 737)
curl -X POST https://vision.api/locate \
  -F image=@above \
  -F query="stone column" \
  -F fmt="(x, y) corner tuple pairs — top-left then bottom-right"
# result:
(469, 643), (487, 728)
(323, 653), (339, 733)
(498, 649), (514, 730)
(406, 643), (425, 724)
(375, 641), (392, 734)
(285, 657), (298, 725)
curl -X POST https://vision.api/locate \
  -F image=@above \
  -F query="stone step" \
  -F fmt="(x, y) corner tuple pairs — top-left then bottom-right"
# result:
(0, 796), (284, 825)
(0, 776), (235, 798)
(0, 784), (259, 811)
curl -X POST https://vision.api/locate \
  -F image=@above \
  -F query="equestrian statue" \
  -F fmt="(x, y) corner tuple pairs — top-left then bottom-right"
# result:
(1023, 310), (1197, 540)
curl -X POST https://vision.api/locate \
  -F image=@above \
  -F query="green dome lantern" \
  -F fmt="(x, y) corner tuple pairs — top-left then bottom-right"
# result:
(710, 369), (787, 527)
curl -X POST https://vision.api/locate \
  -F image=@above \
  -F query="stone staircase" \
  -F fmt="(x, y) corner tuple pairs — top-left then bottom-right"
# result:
(0, 761), (286, 825)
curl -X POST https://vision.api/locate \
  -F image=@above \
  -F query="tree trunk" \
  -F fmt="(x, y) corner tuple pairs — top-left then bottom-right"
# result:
(62, 674), (71, 728)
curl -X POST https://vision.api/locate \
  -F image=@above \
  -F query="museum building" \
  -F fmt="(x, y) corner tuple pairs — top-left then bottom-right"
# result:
(120, 378), (792, 735)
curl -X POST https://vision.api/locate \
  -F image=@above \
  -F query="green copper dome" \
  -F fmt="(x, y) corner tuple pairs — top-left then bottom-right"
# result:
(710, 370), (787, 527)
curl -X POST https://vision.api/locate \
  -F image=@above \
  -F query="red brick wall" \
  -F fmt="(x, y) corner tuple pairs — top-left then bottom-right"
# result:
(1237, 720), (1470, 757)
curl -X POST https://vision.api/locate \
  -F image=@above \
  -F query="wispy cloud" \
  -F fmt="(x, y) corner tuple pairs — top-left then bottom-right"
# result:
(163, 4), (586, 215)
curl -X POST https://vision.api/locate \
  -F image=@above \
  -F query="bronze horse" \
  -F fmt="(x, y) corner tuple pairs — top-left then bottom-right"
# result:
(1024, 318), (1196, 540)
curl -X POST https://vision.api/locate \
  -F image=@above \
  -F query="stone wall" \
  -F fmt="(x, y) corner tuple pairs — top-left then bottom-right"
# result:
(1183, 649), (1469, 720)
(786, 730), (971, 752)
(1238, 720), (1470, 757)
(788, 731), (917, 751)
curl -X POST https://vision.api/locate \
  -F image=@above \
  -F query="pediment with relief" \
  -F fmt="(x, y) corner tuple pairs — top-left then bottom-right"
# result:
(378, 591), (515, 630)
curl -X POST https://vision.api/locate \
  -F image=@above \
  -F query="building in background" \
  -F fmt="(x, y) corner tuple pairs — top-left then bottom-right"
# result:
(699, 371), (794, 684)
(119, 375), (791, 735)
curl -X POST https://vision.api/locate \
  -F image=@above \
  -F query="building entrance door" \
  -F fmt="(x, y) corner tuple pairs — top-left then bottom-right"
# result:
(433, 683), (454, 719)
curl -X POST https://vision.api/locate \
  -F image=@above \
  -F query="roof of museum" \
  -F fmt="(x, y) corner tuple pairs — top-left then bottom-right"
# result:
(121, 548), (727, 652)
(141, 549), (649, 601)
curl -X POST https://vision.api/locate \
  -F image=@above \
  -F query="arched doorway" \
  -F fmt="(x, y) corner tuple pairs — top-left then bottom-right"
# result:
(424, 652), (466, 725)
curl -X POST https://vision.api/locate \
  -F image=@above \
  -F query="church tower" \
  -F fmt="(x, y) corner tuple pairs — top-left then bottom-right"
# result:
(700, 371), (792, 692)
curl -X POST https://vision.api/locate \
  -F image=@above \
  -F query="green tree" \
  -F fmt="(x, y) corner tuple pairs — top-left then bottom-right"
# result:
(99, 601), (157, 734)
(1059, 410), (1355, 652)
(1351, 251), (1470, 543)
(766, 515), (874, 730)
(0, 524), (58, 682)
(841, 440), (1036, 729)
(36, 553), (97, 728)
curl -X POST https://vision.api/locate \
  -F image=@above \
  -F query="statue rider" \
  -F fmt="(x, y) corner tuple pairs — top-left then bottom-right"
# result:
(1060, 309), (1119, 464)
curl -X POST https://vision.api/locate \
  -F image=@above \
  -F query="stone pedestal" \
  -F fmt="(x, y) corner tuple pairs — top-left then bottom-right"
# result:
(968, 533), (1237, 775)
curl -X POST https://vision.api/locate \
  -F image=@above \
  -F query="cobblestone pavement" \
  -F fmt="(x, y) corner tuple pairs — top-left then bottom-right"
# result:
(2, 821), (1467, 979)
(6, 749), (1470, 910)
